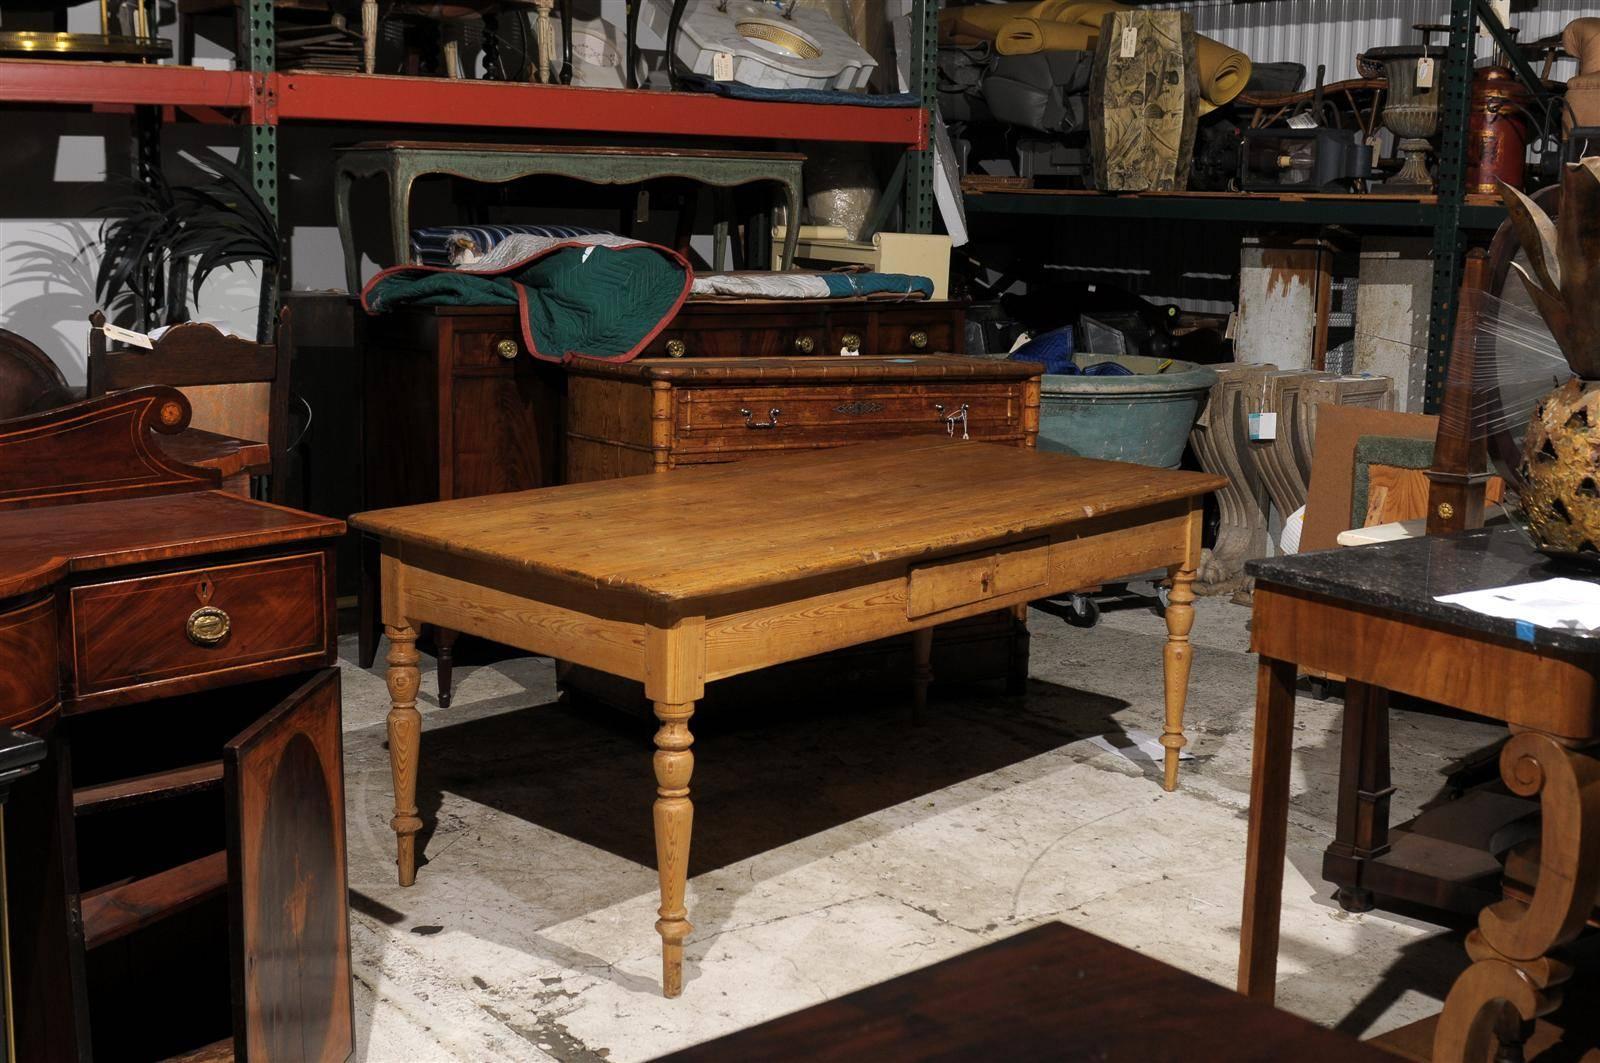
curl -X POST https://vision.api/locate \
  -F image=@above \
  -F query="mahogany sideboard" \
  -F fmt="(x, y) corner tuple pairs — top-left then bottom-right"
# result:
(0, 387), (353, 1062)
(356, 299), (971, 678)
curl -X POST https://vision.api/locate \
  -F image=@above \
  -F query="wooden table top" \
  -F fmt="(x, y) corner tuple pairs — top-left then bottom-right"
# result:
(566, 354), (1044, 382)
(351, 438), (1225, 605)
(655, 922), (1397, 1062)
(0, 492), (344, 600)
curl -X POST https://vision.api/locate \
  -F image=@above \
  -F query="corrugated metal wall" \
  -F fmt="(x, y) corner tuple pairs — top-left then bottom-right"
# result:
(1147, 0), (1590, 84)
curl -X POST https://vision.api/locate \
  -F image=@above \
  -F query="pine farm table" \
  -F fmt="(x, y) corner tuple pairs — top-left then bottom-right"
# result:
(351, 437), (1224, 996)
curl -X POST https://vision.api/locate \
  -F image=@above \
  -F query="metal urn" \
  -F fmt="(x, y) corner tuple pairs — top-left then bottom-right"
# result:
(1365, 45), (1444, 192)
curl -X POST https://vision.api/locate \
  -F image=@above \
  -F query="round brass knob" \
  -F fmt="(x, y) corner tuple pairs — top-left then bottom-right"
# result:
(794, 335), (815, 354)
(909, 330), (929, 349)
(666, 339), (687, 358)
(496, 338), (519, 360)
(186, 605), (230, 646)
(842, 333), (862, 351)
(1437, 501), (1455, 520)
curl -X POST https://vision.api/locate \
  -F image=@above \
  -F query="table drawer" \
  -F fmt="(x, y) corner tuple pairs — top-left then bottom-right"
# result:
(68, 552), (332, 706)
(674, 384), (1024, 449)
(907, 539), (1050, 619)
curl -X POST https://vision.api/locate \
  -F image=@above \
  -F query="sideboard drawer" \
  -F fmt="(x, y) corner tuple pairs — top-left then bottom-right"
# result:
(452, 327), (524, 367)
(876, 317), (955, 354)
(674, 384), (1024, 450)
(68, 551), (333, 708)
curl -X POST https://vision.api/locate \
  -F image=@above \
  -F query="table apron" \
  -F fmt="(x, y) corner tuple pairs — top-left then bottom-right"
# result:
(1251, 583), (1600, 739)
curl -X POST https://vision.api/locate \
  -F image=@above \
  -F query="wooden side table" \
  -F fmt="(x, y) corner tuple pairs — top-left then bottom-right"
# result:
(334, 141), (805, 291)
(657, 921), (1396, 1061)
(1237, 528), (1600, 1061)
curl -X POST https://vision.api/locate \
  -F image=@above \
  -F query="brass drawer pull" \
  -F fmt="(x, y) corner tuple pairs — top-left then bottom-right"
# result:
(666, 339), (687, 358)
(186, 605), (230, 646)
(909, 330), (929, 349)
(934, 402), (970, 440)
(739, 407), (781, 430)
(793, 335), (815, 354)
(841, 333), (862, 355)
(496, 338), (519, 360)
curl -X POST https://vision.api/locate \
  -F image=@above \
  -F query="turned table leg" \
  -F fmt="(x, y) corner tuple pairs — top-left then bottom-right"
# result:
(1161, 564), (1198, 791)
(435, 628), (458, 708)
(1238, 656), (1298, 1003)
(1433, 733), (1600, 1061)
(911, 626), (934, 724)
(386, 624), (424, 887)
(653, 699), (696, 997)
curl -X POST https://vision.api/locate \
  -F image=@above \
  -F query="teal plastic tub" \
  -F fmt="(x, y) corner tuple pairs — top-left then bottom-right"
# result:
(1035, 354), (1218, 469)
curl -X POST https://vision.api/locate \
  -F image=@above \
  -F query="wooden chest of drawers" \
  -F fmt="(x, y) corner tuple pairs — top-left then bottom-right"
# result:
(642, 299), (967, 359)
(565, 355), (1041, 480)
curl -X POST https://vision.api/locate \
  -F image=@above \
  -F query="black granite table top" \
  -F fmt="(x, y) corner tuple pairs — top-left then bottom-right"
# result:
(1246, 526), (1600, 654)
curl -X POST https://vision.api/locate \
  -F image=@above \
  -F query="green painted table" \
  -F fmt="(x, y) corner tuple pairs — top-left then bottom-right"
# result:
(334, 140), (806, 291)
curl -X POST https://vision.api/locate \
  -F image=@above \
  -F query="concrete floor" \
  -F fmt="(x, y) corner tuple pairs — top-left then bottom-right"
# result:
(339, 587), (1504, 1062)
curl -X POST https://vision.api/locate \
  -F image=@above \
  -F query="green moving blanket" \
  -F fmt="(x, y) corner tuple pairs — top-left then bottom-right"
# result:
(361, 235), (691, 364)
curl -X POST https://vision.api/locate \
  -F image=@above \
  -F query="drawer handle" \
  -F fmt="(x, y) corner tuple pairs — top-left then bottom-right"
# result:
(739, 407), (781, 430)
(666, 339), (687, 358)
(841, 333), (862, 354)
(496, 338), (519, 360)
(793, 335), (815, 354)
(186, 606), (231, 647)
(934, 402), (970, 440)
(909, 330), (929, 349)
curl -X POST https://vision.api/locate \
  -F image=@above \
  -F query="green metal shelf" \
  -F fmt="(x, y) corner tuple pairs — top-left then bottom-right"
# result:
(963, 190), (1507, 230)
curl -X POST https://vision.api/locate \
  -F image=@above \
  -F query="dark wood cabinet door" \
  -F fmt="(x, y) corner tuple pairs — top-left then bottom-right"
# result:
(225, 668), (353, 1063)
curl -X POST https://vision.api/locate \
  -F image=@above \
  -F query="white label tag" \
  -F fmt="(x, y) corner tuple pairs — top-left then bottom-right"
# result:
(101, 321), (154, 349)
(1416, 56), (1434, 89)
(1224, 311), (1238, 341)
(840, 345), (860, 357)
(712, 51), (734, 81)
(1286, 113), (1317, 129)
(1249, 412), (1278, 441)
(1120, 25), (1137, 58)
(1367, 135), (1382, 169)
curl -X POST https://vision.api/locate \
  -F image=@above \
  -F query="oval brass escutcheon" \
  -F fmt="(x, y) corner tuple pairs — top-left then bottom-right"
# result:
(186, 605), (230, 646)
(496, 338), (519, 360)
(666, 339), (687, 358)
(909, 330), (929, 349)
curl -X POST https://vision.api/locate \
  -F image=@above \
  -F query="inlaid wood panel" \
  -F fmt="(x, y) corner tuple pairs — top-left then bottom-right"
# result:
(0, 596), (58, 728)
(69, 551), (333, 708)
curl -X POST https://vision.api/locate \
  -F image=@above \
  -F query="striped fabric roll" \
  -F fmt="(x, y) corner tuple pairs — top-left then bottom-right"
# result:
(410, 224), (614, 267)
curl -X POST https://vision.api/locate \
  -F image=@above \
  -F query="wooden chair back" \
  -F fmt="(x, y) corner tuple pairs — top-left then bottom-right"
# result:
(0, 328), (75, 420)
(87, 309), (293, 501)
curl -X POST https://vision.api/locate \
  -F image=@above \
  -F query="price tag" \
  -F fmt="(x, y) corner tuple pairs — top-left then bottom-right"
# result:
(1286, 113), (1317, 129)
(102, 321), (154, 349)
(1367, 135), (1382, 170)
(1248, 412), (1278, 441)
(712, 51), (734, 81)
(1120, 25), (1137, 58)
(1416, 56), (1434, 89)
(1224, 311), (1237, 340)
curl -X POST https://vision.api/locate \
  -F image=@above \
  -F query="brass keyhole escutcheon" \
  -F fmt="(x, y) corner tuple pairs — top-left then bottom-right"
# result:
(666, 339), (687, 358)
(186, 605), (230, 646)
(909, 330), (929, 349)
(496, 338), (519, 360)
(793, 335), (815, 354)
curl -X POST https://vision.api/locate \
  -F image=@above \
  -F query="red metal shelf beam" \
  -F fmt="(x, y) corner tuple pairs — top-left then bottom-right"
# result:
(0, 59), (258, 112)
(0, 60), (928, 149)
